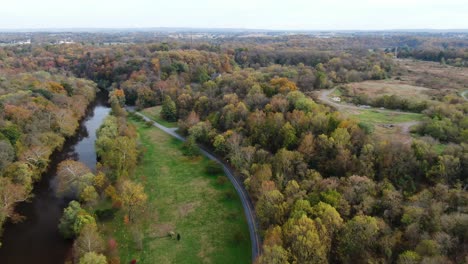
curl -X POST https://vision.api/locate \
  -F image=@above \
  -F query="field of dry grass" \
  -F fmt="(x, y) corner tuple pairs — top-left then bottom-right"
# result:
(344, 80), (432, 101)
(395, 59), (468, 93)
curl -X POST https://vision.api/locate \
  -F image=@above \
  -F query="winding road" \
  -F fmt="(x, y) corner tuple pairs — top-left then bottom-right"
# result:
(132, 110), (261, 263)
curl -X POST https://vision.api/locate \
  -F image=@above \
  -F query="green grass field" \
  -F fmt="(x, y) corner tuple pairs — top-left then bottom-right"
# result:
(141, 106), (178, 128)
(352, 110), (424, 124)
(100, 119), (251, 264)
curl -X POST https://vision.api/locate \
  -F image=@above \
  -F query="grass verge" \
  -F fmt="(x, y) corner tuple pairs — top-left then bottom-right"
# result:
(141, 106), (178, 128)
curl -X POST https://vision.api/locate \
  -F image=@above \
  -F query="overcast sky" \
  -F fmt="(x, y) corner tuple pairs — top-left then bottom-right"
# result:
(0, 0), (467, 30)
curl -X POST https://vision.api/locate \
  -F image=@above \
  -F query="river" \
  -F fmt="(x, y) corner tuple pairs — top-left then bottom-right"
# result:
(0, 91), (111, 263)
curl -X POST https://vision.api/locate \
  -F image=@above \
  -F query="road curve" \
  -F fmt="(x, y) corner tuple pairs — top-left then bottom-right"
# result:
(132, 110), (261, 262)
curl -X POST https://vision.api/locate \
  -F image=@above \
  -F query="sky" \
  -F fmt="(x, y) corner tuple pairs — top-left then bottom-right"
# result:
(0, 0), (467, 30)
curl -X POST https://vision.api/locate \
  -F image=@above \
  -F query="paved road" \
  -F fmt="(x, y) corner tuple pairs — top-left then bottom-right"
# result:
(317, 88), (421, 135)
(133, 111), (261, 262)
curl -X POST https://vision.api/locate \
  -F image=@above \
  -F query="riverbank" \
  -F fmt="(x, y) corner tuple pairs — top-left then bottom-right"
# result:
(99, 116), (251, 263)
(0, 91), (110, 264)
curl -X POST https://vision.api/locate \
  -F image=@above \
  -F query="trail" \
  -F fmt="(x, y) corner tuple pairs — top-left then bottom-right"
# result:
(132, 110), (261, 263)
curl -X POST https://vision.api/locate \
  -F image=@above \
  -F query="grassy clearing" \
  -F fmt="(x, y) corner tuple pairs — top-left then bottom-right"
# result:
(100, 119), (251, 264)
(352, 110), (423, 124)
(141, 106), (178, 128)
(344, 80), (432, 100)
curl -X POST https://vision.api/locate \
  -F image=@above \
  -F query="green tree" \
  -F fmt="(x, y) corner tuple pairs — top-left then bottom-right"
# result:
(338, 215), (380, 263)
(279, 122), (297, 149)
(80, 186), (99, 204)
(283, 214), (328, 264)
(397, 251), (421, 264)
(0, 140), (14, 172)
(58, 201), (96, 238)
(256, 245), (290, 264)
(161, 95), (177, 122)
(79, 252), (107, 264)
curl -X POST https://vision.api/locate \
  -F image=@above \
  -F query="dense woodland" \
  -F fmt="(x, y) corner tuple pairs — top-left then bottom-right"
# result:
(0, 34), (467, 263)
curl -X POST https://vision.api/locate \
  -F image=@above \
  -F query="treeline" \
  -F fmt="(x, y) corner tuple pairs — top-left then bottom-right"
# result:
(0, 71), (96, 244)
(416, 102), (468, 143)
(398, 47), (468, 67)
(56, 95), (146, 263)
(343, 90), (429, 113)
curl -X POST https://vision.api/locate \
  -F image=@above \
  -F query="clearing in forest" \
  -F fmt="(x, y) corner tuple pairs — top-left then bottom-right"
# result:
(100, 119), (251, 264)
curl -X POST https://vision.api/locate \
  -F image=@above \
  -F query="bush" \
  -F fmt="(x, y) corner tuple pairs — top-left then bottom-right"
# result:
(182, 136), (199, 157)
(223, 189), (236, 200)
(144, 120), (154, 128)
(216, 176), (228, 186)
(205, 160), (224, 175)
(95, 208), (118, 221)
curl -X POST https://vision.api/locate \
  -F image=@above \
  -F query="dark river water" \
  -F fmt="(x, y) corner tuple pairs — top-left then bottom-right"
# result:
(0, 91), (111, 264)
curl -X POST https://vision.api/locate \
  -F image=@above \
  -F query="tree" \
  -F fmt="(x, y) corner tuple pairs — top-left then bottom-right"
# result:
(79, 252), (107, 264)
(0, 177), (31, 224)
(182, 136), (199, 157)
(109, 136), (138, 178)
(279, 122), (297, 149)
(283, 214), (328, 264)
(119, 180), (148, 222)
(80, 186), (99, 204)
(58, 201), (96, 238)
(161, 95), (177, 122)
(56, 160), (94, 197)
(315, 64), (329, 89)
(397, 251), (421, 264)
(256, 189), (288, 228)
(73, 224), (105, 261)
(256, 245), (290, 264)
(0, 140), (14, 172)
(246, 164), (272, 200)
(338, 215), (380, 263)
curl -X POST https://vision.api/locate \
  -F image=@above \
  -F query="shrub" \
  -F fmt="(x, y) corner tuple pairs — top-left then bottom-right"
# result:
(205, 160), (223, 175)
(95, 208), (117, 221)
(216, 176), (228, 186)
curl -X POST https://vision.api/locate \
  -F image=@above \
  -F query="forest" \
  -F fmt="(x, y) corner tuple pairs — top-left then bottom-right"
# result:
(0, 32), (467, 263)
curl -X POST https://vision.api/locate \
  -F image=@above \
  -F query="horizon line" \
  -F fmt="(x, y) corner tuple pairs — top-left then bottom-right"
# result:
(0, 27), (467, 33)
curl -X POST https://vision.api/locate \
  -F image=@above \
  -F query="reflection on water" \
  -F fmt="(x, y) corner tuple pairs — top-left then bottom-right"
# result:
(0, 92), (110, 264)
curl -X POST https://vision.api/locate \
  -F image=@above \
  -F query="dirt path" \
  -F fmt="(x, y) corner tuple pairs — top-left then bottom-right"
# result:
(317, 88), (421, 135)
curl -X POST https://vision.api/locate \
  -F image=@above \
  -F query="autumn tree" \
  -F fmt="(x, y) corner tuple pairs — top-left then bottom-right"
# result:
(56, 160), (94, 198)
(0, 177), (31, 224)
(73, 224), (105, 262)
(283, 214), (328, 264)
(338, 215), (380, 263)
(118, 180), (148, 222)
